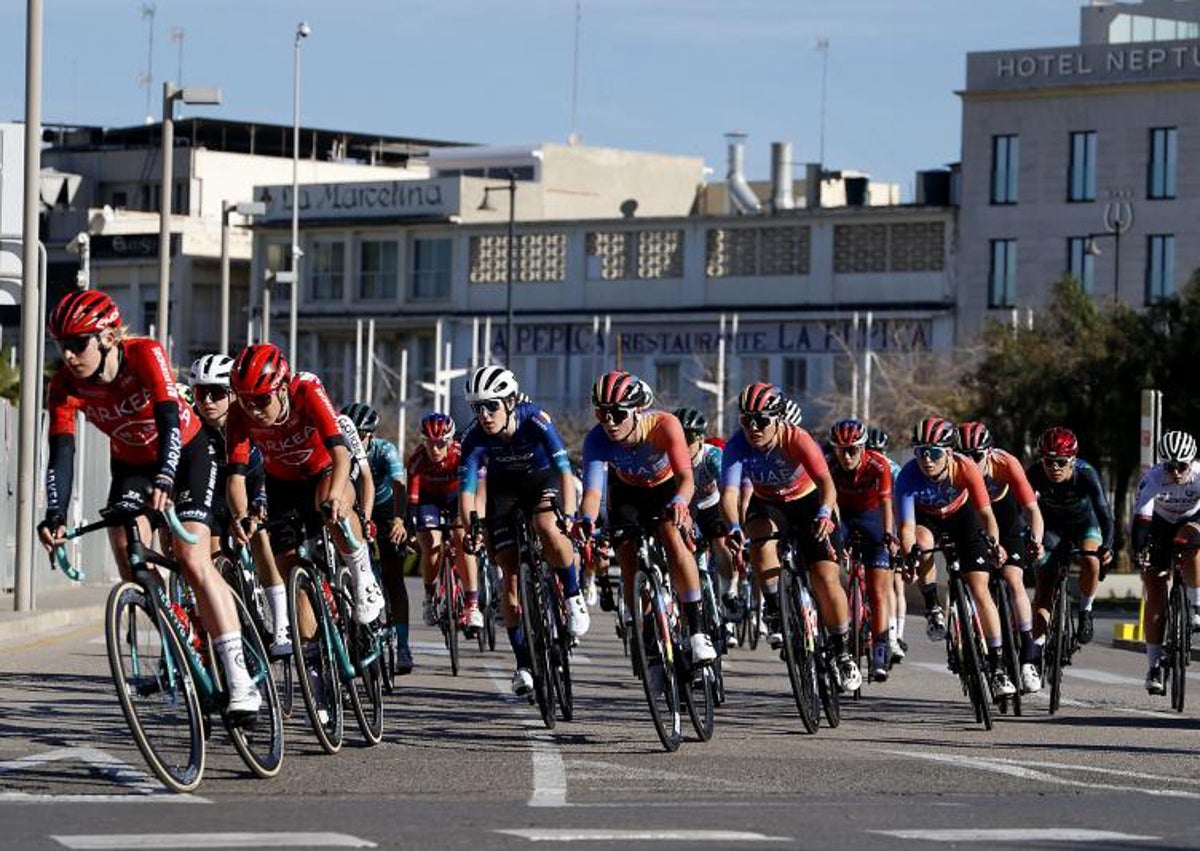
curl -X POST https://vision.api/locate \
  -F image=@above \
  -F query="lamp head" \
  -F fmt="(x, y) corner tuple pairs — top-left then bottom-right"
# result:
(477, 191), (496, 212)
(1085, 239), (1102, 257)
(297, 21), (312, 39)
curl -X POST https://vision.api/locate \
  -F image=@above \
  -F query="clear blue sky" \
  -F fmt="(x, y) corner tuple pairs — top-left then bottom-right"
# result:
(1, 1), (1081, 198)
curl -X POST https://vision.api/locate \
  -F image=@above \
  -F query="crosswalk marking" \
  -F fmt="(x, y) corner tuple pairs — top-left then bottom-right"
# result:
(496, 829), (791, 843)
(871, 828), (1159, 843)
(52, 833), (376, 849)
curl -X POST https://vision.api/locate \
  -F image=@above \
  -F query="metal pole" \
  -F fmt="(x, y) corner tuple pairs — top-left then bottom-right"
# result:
(850, 312), (860, 417)
(78, 236), (90, 289)
(470, 316), (479, 373)
(603, 314), (611, 370)
(15, 0), (44, 612)
(354, 318), (363, 400)
(219, 202), (231, 354)
(483, 316), (493, 366)
(1113, 228), (1121, 305)
(862, 310), (873, 424)
(289, 24), (307, 366)
(717, 314), (726, 438)
(504, 174), (516, 366)
(433, 318), (444, 412)
(157, 82), (175, 347)
(366, 319), (375, 402)
(261, 286), (270, 345)
(443, 341), (452, 414)
(398, 347), (409, 460)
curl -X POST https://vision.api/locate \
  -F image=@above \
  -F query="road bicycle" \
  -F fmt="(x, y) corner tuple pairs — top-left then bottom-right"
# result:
(843, 530), (873, 699)
(1041, 543), (1088, 715)
(429, 512), (470, 676)
(55, 504), (283, 792)
(1157, 538), (1196, 712)
(476, 547), (501, 653)
(693, 533), (728, 706)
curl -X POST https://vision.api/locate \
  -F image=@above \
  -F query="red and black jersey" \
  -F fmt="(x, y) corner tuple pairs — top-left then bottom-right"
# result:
(226, 372), (344, 481)
(407, 441), (462, 503)
(831, 448), (894, 515)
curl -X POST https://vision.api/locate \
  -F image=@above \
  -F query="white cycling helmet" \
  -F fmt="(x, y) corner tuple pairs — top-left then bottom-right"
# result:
(635, 378), (655, 410)
(1158, 430), (1197, 464)
(190, 353), (234, 388)
(782, 397), (803, 427)
(465, 365), (519, 402)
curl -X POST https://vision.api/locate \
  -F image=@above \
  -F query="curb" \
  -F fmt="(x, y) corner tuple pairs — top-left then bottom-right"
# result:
(0, 604), (107, 644)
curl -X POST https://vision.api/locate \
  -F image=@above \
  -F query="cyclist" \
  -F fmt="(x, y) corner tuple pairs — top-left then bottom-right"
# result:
(957, 421), (1044, 693)
(1131, 430), (1200, 695)
(896, 416), (1016, 699)
(458, 366), (587, 697)
(225, 344), (384, 633)
(1027, 427), (1113, 650)
(719, 382), (862, 692)
(409, 412), (482, 633)
(867, 426), (907, 663)
(828, 417), (896, 683)
(343, 402), (413, 675)
(573, 375), (716, 668)
(38, 291), (260, 719)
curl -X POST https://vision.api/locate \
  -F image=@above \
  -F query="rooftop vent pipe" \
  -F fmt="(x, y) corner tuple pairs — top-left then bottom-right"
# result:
(725, 132), (761, 215)
(770, 142), (794, 212)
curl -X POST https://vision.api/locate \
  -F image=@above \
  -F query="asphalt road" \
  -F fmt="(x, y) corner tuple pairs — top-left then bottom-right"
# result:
(1, 585), (1197, 850)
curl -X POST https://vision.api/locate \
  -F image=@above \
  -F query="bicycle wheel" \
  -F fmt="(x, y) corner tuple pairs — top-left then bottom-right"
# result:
(616, 591), (631, 658)
(223, 592), (284, 778)
(1046, 580), (1068, 715)
(338, 568), (384, 745)
(816, 631), (842, 729)
(682, 649), (715, 742)
(440, 554), (461, 677)
(288, 565), (344, 754)
(847, 567), (867, 699)
(777, 568), (820, 734)
(1169, 581), (1188, 712)
(748, 585), (762, 651)
(105, 582), (205, 793)
(953, 579), (993, 730)
(547, 580), (575, 722)
(518, 559), (556, 729)
(735, 579), (750, 648)
(995, 581), (1022, 717)
(631, 568), (683, 751)
(476, 563), (490, 653)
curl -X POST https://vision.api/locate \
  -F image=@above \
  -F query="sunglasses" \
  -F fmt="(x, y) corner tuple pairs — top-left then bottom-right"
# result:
(595, 405), (632, 425)
(914, 446), (947, 461)
(56, 334), (97, 355)
(740, 413), (775, 430)
(836, 445), (862, 456)
(471, 399), (503, 415)
(238, 391), (276, 411)
(1166, 461), (1190, 474)
(425, 438), (449, 448)
(193, 385), (230, 402)
(1042, 457), (1073, 469)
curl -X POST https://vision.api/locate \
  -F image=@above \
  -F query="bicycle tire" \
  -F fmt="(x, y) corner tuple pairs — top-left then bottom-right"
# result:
(106, 582), (206, 793)
(816, 628), (842, 729)
(518, 559), (556, 729)
(338, 567), (384, 745)
(288, 564), (344, 754)
(847, 566), (867, 699)
(476, 563), (489, 653)
(223, 592), (285, 778)
(996, 580), (1022, 717)
(748, 585), (762, 651)
(441, 552), (461, 677)
(777, 568), (820, 734)
(682, 655), (715, 742)
(953, 577), (993, 730)
(546, 573), (574, 722)
(631, 568), (683, 751)
(1169, 581), (1188, 712)
(1046, 578), (1068, 715)
(735, 580), (750, 649)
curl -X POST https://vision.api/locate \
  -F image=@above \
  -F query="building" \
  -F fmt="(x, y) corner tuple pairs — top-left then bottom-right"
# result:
(957, 0), (1200, 338)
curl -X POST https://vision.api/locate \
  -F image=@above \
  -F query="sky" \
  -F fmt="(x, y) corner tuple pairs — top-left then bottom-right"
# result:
(0, 1), (1083, 199)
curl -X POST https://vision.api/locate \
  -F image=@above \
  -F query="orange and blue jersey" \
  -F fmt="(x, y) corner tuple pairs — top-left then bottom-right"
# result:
(895, 452), (991, 524)
(582, 410), (692, 491)
(979, 447), (1037, 507)
(720, 425), (830, 503)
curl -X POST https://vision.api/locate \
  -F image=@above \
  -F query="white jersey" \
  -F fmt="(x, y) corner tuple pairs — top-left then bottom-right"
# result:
(1134, 461), (1200, 524)
(336, 414), (370, 464)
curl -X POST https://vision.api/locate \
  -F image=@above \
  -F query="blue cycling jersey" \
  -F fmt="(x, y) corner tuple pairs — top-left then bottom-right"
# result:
(366, 437), (404, 507)
(459, 402), (571, 494)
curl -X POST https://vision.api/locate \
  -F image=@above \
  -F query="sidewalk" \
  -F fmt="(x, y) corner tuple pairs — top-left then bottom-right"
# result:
(0, 583), (110, 643)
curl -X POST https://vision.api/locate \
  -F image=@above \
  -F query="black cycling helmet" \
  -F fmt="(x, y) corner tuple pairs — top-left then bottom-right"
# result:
(673, 407), (708, 438)
(341, 401), (380, 433)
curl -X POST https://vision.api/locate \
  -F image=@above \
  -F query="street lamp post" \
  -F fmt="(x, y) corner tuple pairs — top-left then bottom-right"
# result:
(1087, 192), (1134, 305)
(478, 171), (517, 364)
(290, 20), (311, 367)
(220, 200), (266, 354)
(157, 81), (221, 349)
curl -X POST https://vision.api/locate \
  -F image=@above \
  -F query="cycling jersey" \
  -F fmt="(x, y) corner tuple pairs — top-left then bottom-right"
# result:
(337, 415), (368, 464)
(226, 371), (345, 481)
(691, 443), (722, 510)
(1134, 461), (1200, 524)
(46, 337), (200, 517)
(582, 410), (691, 492)
(978, 448), (1037, 506)
(1025, 458), (1114, 548)
(366, 437), (405, 507)
(720, 425), (829, 503)
(895, 453), (991, 524)
(831, 449), (893, 515)
(459, 402), (570, 495)
(407, 441), (462, 504)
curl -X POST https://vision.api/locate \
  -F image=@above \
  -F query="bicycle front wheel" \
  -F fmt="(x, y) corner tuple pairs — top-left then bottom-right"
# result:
(847, 568), (868, 699)
(518, 560), (556, 729)
(223, 592), (284, 778)
(547, 581), (574, 723)
(995, 581), (1022, 718)
(288, 565), (344, 754)
(778, 569), (820, 734)
(631, 569), (682, 752)
(953, 580), (993, 731)
(682, 658), (715, 742)
(1046, 581), (1068, 715)
(440, 555), (461, 677)
(1169, 581), (1188, 712)
(106, 582), (205, 793)
(338, 568), (384, 745)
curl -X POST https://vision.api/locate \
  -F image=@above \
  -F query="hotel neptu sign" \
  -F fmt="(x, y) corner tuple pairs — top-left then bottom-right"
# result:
(255, 178), (460, 223)
(967, 38), (1200, 91)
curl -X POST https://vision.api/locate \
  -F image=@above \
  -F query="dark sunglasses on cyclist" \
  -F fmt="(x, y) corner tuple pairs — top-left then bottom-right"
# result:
(471, 399), (503, 415)
(238, 390), (275, 411)
(426, 437), (449, 448)
(836, 444), (862, 456)
(740, 413), (775, 430)
(1043, 456), (1073, 469)
(56, 334), (97, 355)
(1166, 460), (1190, 474)
(193, 385), (230, 402)
(914, 446), (947, 461)
(595, 405), (632, 425)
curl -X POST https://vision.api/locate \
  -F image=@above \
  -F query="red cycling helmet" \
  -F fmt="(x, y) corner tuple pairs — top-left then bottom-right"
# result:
(231, 344), (290, 395)
(48, 290), (121, 339)
(911, 416), (957, 448)
(830, 417), (867, 447)
(591, 370), (647, 408)
(738, 382), (785, 415)
(420, 412), (455, 442)
(1037, 426), (1078, 458)
(957, 421), (994, 452)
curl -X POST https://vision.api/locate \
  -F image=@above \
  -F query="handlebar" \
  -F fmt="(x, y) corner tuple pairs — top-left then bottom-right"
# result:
(51, 504), (197, 581)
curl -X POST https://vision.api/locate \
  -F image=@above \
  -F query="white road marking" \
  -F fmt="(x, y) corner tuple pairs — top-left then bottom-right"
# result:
(871, 828), (1158, 843)
(410, 640), (448, 657)
(0, 746), (191, 799)
(0, 793), (208, 804)
(52, 833), (375, 849)
(977, 757), (1200, 787)
(495, 829), (790, 842)
(486, 666), (567, 808)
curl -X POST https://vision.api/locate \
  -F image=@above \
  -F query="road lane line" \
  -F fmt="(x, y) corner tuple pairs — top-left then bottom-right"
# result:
(870, 828), (1158, 843)
(495, 829), (791, 842)
(0, 793), (209, 804)
(980, 757), (1200, 786)
(486, 666), (567, 808)
(52, 833), (376, 849)
(0, 745), (175, 796)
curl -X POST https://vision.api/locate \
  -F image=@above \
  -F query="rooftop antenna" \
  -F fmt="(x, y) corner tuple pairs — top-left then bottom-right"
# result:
(169, 26), (184, 86)
(138, 3), (156, 124)
(568, 0), (582, 145)
(816, 37), (830, 165)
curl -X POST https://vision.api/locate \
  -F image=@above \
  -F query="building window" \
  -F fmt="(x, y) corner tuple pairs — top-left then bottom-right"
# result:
(309, 240), (345, 301)
(358, 240), (398, 300)
(469, 232), (567, 283)
(1067, 237), (1096, 295)
(705, 227), (811, 278)
(990, 135), (1019, 204)
(1068, 131), (1097, 203)
(586, 230), (684, 280)
(1146, 234), (1175, 304)
(1148, 127), (1177, 200)
(655, 361), (681, 403)
(988, 239), (1017, 308)
(410, 237), (452, 300)
(782, 357), (808, 398)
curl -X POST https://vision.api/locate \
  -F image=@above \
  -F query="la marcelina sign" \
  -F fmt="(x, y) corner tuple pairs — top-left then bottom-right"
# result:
(256, 178), (459, 222)
(968, 39), (1200, 90)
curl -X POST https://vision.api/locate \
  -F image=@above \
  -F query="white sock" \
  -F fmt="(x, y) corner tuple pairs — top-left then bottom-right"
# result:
(1147, 643), (1163, 666)
(888, 621), (897, 642)
(1187, 587), (1200, 608)
(214, 631), (253, 695)
(340, 544), (376, 590)
(896, 616), (906, 640)
(1080, 595), (1095, 612)
(265, 584), (289, 635)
